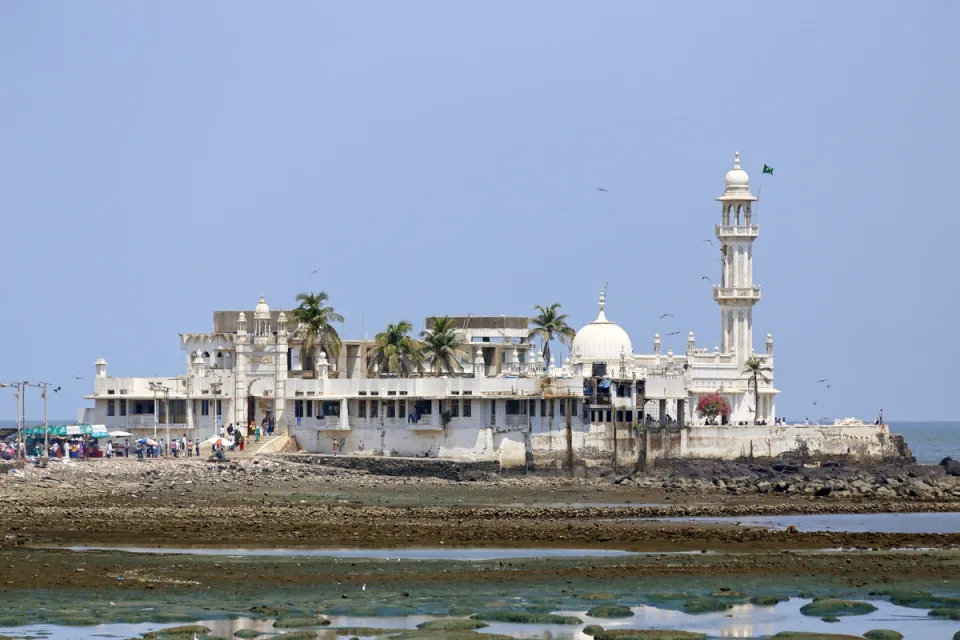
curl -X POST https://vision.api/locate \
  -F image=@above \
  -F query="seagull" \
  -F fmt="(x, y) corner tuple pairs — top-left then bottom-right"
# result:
(659, 313), (674, 319)
(826, 384), (831, 389)
(702, 239), (713, 246)
(596, 188), (608, 192)
(817, 378), (829, 383)
(362, 584), (366, 591)
(666, 331), (681, 336)
(310, 268), (321, 275)
(812, 400), (818, 406)
(71, 374), (82, 380)
(701, 276), (711, 281)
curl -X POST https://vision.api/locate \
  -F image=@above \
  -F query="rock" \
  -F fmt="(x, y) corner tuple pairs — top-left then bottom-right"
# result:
(594, 632), (706, 640)
(583, 625), (605, 636)
(586, 605), (634, 618)
(417, 620), (488, 631)
(681, 597), (733, 614)
(472, 612), (582, 625)
(927, 608), (960, 620)
(799, 600), (878, 617)
(863, 631), (904, 640)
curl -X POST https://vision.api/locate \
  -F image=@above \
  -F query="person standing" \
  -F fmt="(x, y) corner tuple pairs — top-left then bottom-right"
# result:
(195, 439), (200, 457)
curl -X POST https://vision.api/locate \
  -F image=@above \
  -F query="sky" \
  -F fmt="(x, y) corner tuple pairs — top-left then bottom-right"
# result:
(1, 1), (957, 422)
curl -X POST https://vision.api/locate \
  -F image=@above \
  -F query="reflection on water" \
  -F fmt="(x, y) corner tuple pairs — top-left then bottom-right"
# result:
(61, 546), (641, 560)
(662, 511), (960, 534)
(0, 599), (954, 640)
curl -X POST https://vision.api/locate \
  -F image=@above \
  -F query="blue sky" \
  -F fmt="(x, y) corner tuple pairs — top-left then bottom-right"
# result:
(1, 1), (957, 421)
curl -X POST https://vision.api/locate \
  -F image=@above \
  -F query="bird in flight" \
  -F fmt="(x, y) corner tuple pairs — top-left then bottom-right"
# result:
(659, 313), (674, 319)
(310, 268), (321, 275)
(596, 188), (608, 192)
(701, 276), (711, 281)
(666, 331), (681, 336)
(71, 374), (82, 380)
(817, 378), (829, 383)
(703, 239), (713, 246)
(826, 384), (831, 389)
(812, 400), (818, 406)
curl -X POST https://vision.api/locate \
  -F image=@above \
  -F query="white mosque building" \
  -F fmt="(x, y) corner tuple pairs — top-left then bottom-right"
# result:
(80, 153), (896, 466)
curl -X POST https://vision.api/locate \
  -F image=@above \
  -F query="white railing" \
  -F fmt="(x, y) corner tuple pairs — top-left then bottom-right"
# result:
(504, 414), (527, 427)
(713, 286), (761, 300)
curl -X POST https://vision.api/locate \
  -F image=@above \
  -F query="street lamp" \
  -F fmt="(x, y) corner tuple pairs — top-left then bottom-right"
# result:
(25, 382), (59, 458)
(1, 381), (26, 466)
(148, 381), (170, 454)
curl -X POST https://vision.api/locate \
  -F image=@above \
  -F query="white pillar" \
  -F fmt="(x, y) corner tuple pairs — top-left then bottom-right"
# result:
(431, 399), (439, 427)
(340, 398), (349, 429)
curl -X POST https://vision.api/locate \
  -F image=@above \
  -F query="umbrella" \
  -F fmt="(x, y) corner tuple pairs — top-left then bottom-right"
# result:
(108, 431), (133, 437)
(137, 438), (159, 447)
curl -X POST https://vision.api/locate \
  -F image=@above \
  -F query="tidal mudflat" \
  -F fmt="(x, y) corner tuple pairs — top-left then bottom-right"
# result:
(2, 456), (959, 640)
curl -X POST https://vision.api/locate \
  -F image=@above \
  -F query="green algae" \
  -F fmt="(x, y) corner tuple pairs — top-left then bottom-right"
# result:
(799, 599), (877, 617)
(416, 620), (487, 631)
(821, 616), (840, 623)
(233, 632), (268, 639)
(749, 595), (788, 606)
(141, 626), (212, 638)
(586, 604), (634, 618)
(583, 625), (605, 636)
(331, 628), (405, 636)
(773, 634), (866, 640)
(863, 631), (903, 640)
(885, 591), (960, 609)
(471, 611), (582, 624)
(273, 617), (332, 628)
(593, 631), (706, 640)
(928, 607), (960, 620)
(679, 597), (733, 614)
(274, 633), (320, 640)
(389, 632), (514, 640)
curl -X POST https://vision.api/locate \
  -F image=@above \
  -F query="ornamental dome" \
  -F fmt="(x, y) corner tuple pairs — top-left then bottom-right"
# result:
(254, 294), (270, 319)
(571, 290), (633, 364)
(724, 151), (750, 192)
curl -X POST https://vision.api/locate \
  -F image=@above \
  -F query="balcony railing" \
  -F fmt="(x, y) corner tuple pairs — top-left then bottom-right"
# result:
(715, 224), (759, 237)
(713, 286), (761, 301)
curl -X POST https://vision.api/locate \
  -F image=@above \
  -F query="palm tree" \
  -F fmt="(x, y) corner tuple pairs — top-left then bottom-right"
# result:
(742, 355), (772, 424)
(291, 292), (344, 373)
(528, 303), (576, 366)
(366, 321), (423, 376)
(420, 316), (468, 376)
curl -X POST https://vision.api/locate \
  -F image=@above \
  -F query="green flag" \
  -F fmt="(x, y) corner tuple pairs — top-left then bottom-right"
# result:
(762, 164), (774, 175)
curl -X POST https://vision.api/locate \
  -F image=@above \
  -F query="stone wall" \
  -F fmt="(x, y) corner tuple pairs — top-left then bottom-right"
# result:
(281, 453), (499, 480)
(292, 420), (902, 472)
(646, 423), (895, 462)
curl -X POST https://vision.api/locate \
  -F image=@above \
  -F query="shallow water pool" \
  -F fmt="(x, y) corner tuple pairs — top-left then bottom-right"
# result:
(0, 599), (954, 640)
(61, 545), (642, 561)
(662, 511), (960, 533)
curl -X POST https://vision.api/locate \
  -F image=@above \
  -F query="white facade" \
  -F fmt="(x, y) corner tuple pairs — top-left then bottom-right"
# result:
(79, 153), (892, 465)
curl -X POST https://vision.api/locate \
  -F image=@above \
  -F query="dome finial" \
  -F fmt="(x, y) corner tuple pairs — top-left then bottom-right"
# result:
(733, 151), (740, 169)
(599, 288), (605, 311)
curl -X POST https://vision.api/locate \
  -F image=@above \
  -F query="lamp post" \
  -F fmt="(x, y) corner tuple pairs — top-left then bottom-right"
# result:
(25, 382), (58, 458)
(211, 380), (223, 443)
(1, 382), (24, 465)
(148, 381), (170, 453)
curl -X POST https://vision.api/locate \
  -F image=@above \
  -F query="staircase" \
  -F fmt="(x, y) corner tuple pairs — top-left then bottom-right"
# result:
(207, 434), (298, 459)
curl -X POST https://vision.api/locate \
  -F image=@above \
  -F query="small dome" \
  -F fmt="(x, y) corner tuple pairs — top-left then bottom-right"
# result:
(237, 311), (247, 321)
(571, 290), (633, 364)
(254, 294), (270, 318)
(277, 311), (287, 322)
(724, 151), (750, 192)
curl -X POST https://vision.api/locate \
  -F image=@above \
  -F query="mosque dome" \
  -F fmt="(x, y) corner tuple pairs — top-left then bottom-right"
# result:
(571, 291), (633, 364)
(254, 294), (270, 318)
(724, 151), (750, 192)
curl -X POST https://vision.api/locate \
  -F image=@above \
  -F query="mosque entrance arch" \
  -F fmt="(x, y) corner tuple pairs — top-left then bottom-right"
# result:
(245, 376), (275, 427)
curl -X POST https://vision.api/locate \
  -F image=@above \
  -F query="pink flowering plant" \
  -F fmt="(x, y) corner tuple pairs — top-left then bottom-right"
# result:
(697, 392), (730, 423)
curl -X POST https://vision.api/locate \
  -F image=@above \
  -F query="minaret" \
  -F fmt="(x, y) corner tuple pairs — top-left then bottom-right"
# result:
(715, 151), (760, 365)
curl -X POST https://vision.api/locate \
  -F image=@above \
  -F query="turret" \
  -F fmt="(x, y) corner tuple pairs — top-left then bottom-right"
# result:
(95, 358), (107, 378)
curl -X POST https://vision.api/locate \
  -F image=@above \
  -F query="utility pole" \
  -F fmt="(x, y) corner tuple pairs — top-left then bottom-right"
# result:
(25, 382), (57, 458)
(2, 382), (25, 467)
